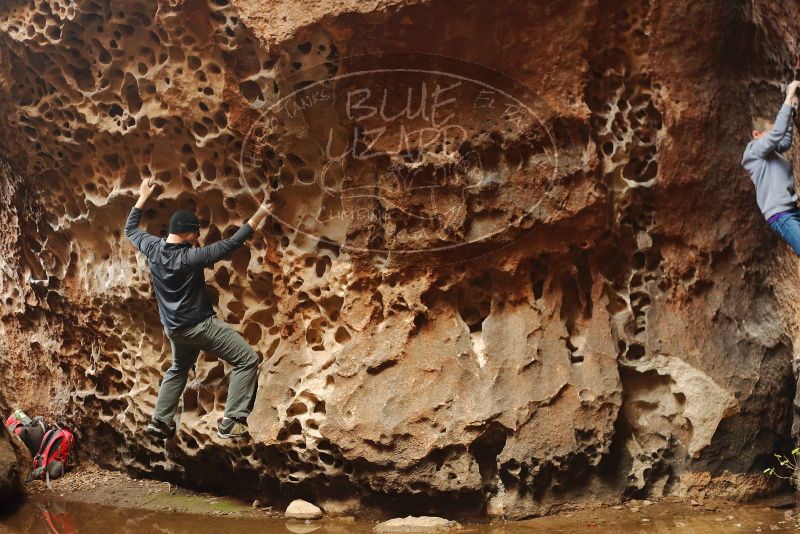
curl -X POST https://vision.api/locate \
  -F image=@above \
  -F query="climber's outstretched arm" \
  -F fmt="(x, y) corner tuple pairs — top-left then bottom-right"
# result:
(125, 178), (161, 254)
(778, 86), (796, 153)
(777, 120), (794, 153)
(184, 196), (271, 269)
(752, 81), (800, 158)
(247, 196), (271, 230)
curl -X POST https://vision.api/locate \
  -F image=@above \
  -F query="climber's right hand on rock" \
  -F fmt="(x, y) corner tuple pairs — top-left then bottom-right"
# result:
(258, 195), (272, 212)
(789, 81), (800, 105)
(247, 192), (272, 229)
(785, 81), (800, 104)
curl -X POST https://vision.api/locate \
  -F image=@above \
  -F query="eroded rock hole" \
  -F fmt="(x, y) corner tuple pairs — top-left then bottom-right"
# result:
(457, 275), (492, 333)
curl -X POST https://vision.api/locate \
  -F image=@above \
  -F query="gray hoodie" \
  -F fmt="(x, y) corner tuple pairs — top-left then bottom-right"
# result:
(742, 104), (796, 221)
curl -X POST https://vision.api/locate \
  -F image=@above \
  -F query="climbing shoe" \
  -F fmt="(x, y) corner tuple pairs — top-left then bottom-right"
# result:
(145, 418), (175, 440)
(217, 417), (249, 439)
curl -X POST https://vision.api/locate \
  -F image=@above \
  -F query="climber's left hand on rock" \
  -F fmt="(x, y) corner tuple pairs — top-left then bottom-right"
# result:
(139, 178), (157, 199)
(135, 178), (158, 209)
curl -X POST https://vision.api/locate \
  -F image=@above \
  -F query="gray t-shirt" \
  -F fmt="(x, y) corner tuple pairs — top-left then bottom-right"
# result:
(125, 207), (254, 333)
(742, 104), (796, 220)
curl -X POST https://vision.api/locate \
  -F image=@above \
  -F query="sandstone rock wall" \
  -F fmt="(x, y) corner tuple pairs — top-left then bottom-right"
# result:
(0, 424), (23, 508)
(0, 404), (30, 509)
(0, 0), (799, 519)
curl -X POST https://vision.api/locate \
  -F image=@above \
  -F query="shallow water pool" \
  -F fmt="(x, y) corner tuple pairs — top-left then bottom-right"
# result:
(1, 497), (798, 533)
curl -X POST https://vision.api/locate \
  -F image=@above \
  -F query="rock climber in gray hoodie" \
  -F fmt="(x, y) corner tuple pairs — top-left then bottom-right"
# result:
(125, 178), (271, 440)
(743, 80), (800, 253)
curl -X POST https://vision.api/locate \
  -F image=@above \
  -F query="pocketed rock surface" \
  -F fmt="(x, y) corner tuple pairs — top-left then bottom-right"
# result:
(0, 0), (800, 520)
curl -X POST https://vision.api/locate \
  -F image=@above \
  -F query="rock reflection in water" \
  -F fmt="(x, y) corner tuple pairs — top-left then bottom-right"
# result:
(1, 498), (798, 534)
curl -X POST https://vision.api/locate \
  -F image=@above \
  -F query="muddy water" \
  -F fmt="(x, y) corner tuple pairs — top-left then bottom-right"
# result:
(1, 498), (798, 533)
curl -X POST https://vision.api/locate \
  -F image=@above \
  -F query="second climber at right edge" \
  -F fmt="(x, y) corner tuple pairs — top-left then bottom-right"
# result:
(743, 80), (800, 254)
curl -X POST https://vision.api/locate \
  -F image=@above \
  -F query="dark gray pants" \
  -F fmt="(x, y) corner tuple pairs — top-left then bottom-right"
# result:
(154, 315), (260, 425)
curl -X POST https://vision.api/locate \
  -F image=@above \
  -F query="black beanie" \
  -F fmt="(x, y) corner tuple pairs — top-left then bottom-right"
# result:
(169, 210), (200, 234)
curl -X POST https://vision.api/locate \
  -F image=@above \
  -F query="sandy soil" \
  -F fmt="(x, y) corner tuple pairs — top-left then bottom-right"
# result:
(23, 462), (278, 517)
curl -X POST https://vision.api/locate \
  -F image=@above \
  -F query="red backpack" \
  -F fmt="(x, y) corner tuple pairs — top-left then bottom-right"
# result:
(30, 424), (76, 483)
(5, 412), (47, 455)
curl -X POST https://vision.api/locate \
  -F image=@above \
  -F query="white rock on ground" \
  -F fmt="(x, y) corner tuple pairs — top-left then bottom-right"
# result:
(374, 516), (461, 532)
(285, 499), (323, 520)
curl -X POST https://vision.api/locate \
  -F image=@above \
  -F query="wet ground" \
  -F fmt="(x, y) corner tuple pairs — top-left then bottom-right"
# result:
(2, 497), (799, 534)
(1, 465), (798, 533)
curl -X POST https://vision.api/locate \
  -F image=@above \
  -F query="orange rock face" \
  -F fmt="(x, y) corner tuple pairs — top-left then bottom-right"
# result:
(1, 0), (800, 518)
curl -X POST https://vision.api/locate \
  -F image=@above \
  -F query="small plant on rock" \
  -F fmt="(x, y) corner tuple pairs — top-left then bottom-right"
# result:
(764, 448), (800, 482)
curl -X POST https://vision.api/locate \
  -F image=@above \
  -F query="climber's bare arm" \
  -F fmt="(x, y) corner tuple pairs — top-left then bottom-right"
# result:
(786, 81), (800, 107)
(247, 196), (271, 230)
